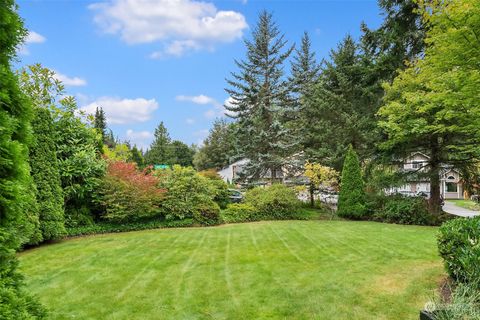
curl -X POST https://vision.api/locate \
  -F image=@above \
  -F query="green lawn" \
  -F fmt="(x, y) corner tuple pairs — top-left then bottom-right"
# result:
(449, 199), (480, 211)
(19, 221), (444, 320)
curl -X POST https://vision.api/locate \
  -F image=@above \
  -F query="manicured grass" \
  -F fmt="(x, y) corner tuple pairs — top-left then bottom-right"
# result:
(19, 221), (443, 320)
(449, 199), (480, 211)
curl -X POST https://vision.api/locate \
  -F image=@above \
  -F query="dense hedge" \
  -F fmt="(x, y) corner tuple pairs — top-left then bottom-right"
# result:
(221, 203), (257, 223)
(437, 217), (480, 287)
(66, 219), (194, 237)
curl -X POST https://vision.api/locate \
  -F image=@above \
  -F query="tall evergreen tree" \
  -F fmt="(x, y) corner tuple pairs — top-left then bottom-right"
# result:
(290, 31), (320, 97)
(337, 145), (366, 219)
(304, 36), (378, 170)
(30, 108), (66, 241)
(193, 119), (237, 170)
(94, 106), (107, 148)
(225, 11), (296, 181)
(144, 122), (173, 166)
(0, 1), (46, 317)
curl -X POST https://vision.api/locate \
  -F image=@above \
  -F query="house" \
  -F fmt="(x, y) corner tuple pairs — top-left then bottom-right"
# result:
(388, 152), (464, 199)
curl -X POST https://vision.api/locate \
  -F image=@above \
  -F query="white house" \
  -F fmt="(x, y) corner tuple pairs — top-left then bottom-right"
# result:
(388, 152), (464, 199)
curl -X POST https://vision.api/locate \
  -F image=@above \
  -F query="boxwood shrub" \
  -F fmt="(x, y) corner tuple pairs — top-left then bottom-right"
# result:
(437, 217), (480, 286)
(193, 201), (222, 226)
(221, 203), (257, 223)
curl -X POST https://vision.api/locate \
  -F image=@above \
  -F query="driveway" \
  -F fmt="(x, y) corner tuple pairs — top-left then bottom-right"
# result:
(443, 201), (480, 218)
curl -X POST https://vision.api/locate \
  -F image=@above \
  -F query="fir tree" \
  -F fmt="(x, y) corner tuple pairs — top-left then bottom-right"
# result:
(30, 107), (66, 241)
(337, 146), (366, 219)
(130, 145), (144, 168)
(225, 11), (296, 181)
(0, 1), (46, 317)
(144, 122), (173, 166)
(304, 36), (378, 170)
(94, 106), (107, 141)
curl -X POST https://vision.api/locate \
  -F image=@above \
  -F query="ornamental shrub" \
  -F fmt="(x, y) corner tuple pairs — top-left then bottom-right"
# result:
(221, 203), (257, 223)
(193, 201), (222, 226)
(199, 169), (230, 209)
(437, 217), (480, 287)
(244, 184), (301, 220)
(156, 165), (216, 220)
(337, 145), (366, 219)
(97, 161), (165, 222)
(369, 194), (436, 225)
(30, 107), (66, 240)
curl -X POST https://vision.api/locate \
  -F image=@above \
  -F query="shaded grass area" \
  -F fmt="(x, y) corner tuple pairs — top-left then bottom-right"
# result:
(448, 199), (480, 211)
(19, 220), (443, 320)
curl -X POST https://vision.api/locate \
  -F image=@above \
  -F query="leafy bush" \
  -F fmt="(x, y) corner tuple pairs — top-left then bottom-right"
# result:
(337, 146), (367, 219)
(156, 165), (218, 220)
(64, 206), (95, 228)
(97, 161), (165, 222)
(66, 219), (194, 237)
(368, 194), (436, 225)
(193, 201), (221, 226)
(222, 203), (257, 223)
(244, 184), (301, 220)
(437, 217), (480, 286)
(199, 169), (230, 208)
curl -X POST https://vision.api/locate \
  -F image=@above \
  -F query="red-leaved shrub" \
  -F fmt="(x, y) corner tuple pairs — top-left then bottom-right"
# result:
(97, 161), (165, 222)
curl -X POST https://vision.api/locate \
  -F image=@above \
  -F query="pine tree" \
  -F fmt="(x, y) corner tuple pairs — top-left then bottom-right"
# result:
(0, 1), (46, 317)
(225, 11), (296, 181)
(144, 121), (173, 166)
(30, 107), (66, 241)
(304, 36), (378, 170)
(290, 31), (320, 97)
(130, 145), (144, 168)
(94, 107), (107, 139)
(337, 145), (366, 219)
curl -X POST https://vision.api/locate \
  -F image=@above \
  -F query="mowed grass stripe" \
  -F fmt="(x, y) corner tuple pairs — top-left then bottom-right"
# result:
(19, 221), (444, 320)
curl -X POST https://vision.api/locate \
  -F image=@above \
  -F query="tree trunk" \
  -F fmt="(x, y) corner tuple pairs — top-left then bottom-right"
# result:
(309, 183), (315, 208)
(428, 138), (443, 215)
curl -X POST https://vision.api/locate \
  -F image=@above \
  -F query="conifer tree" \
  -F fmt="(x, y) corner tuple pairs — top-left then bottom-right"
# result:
(225, 11), (296, 181)
(337, 145), (366, 219)
(94, 107), (107, 140)
(0, 0), (46, 317)
(30, 107), (66, 240)
(130, 145), (144, 168)
(144, 121), (173, 166)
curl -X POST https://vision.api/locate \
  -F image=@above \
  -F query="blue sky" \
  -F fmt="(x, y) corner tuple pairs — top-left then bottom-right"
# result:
(16, 0), (382, 149)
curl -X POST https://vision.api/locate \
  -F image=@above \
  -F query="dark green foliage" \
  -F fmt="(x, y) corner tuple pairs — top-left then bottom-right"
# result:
(244, 184), (301, 220)
(337, 146), (366, 219)
(94, 107), (107, 145)
(193, 201), (221, 226)
(64, 206), (94, 228)
(144, 121), (172, 166)
(303, 36), (379, 170)
(199, 170), (231, 209)
(30, 107), (66, 240)
(367, 194), (444, 226)
(129, 145), (144, 168)
(0, 1), (46, 317)
(65, 219), (194, 237)
(169, 140), (195, 167)
(225, 11), (297, 180)
(221, 203), (257, 223)
(437, 217), (480, 287)
(194, 119), (237, 170)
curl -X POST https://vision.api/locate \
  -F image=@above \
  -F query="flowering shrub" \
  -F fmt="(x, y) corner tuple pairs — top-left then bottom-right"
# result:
(97, 161), (165, 222)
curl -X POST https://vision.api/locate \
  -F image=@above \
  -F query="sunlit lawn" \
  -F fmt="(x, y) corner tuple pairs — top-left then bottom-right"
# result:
(19, 220), (444, 320)
(449, 199), (480, 211)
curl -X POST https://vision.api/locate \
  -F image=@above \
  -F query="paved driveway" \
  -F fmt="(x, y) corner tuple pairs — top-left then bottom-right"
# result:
(443, 201), (480, 218)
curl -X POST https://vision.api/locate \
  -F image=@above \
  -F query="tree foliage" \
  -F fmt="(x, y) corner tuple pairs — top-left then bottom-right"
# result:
(0, 1), (46, 318)
(225, 11), (297, 181)
(337, 146), (366, 218)
(378, 0), (480, 213)
(144, 121), (172, 166)
(193, 119), (237, 170)
(30, 107), (66, 241)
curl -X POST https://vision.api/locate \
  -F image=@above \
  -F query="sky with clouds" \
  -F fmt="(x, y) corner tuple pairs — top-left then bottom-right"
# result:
(16, 0), (382, 150)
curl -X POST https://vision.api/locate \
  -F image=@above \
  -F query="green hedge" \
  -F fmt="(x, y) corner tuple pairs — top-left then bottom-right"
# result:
(66, 219), (194, 237)
(437, 217), (480, 286)
(221, 203), (257, 223)
(244, 184), (301, 220)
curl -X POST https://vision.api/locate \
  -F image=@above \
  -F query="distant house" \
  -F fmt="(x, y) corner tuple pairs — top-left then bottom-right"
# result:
(388, 152), (464, 199)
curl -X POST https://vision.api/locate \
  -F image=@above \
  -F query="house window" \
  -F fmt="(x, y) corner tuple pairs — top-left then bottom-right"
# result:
(412, 161), (422, 169)
(446, 182), (458, 192)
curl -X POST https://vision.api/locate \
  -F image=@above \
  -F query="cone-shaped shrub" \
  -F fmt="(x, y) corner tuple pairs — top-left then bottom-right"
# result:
(337, 145), (366, 219)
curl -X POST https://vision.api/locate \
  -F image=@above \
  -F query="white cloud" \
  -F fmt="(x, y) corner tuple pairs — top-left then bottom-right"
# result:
(18, 30), (46, 55)
(176, 94), (220, 106)
(186, 118), (195, 125)
(80, 97), (159, 124)
(89, 0), (248, 57)
(53, 71), (87, 87)
(126, 129), (153, 150)
(26, 31), (46, 44)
